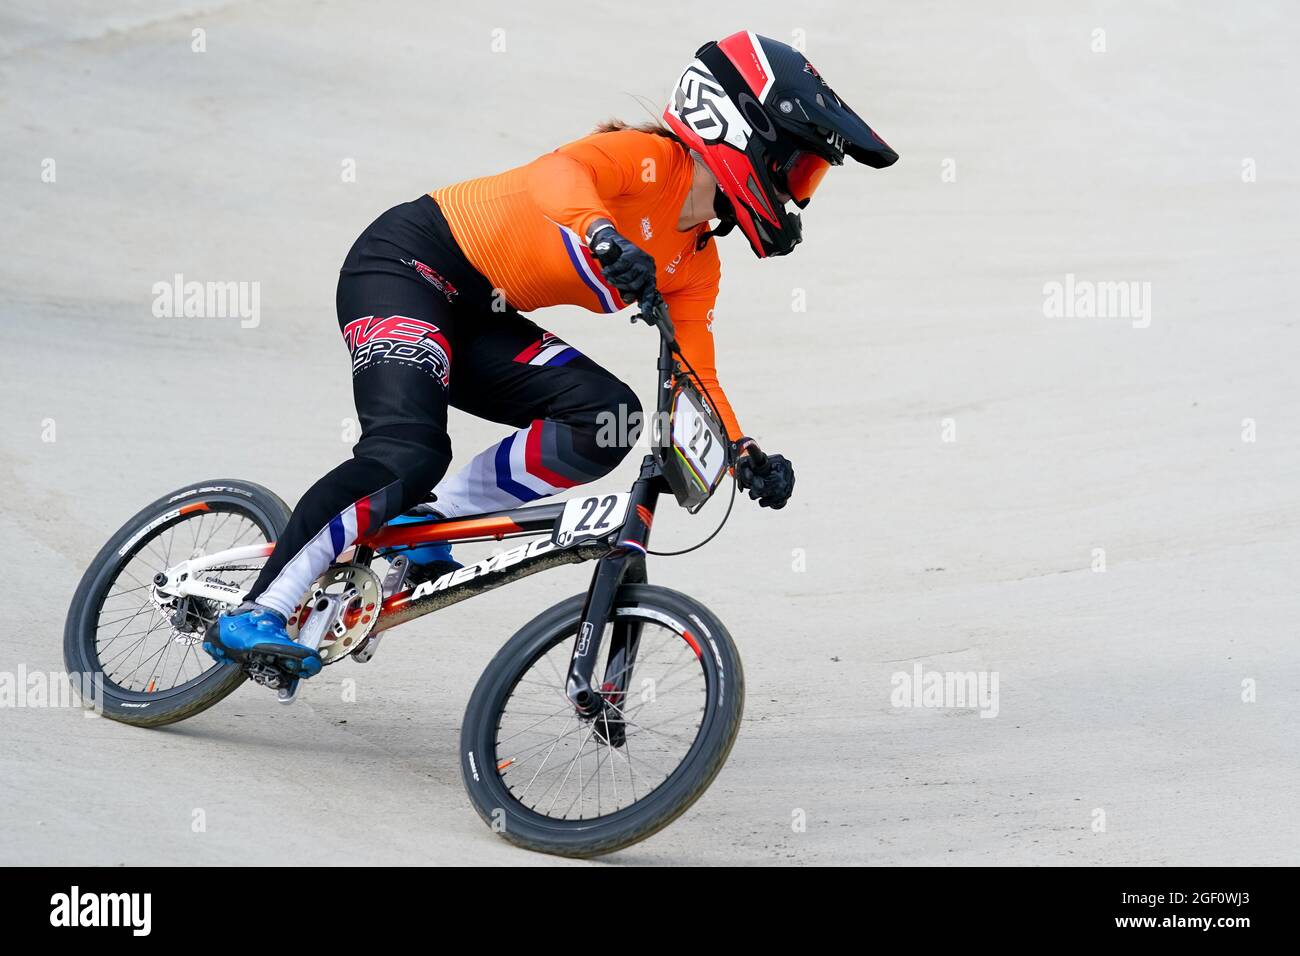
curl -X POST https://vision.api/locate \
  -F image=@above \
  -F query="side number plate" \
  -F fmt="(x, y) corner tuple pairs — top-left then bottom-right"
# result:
(552, 492), (631, 547)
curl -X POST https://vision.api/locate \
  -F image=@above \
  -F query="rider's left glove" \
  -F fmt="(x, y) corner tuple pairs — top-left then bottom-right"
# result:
(735, 447), (795, 510)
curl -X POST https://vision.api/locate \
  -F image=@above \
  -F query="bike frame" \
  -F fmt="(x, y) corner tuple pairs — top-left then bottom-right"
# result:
(156, 326), (690, 716)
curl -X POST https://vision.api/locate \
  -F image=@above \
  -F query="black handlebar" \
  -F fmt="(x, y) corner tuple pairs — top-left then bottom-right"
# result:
(592, 230), (766, 470)
(636, 293), (677, 350)
(590, 231), (677, 348)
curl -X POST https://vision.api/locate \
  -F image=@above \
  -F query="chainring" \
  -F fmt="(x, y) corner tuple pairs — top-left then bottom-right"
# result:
(284, 564), (383, 664)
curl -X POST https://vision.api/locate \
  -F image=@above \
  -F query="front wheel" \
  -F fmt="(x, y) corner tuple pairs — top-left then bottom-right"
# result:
(460, 584), (744, 857)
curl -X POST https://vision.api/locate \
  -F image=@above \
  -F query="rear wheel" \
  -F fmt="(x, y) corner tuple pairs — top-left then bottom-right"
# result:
(460, 584), (744, 857)
(63, 480), (291, 727)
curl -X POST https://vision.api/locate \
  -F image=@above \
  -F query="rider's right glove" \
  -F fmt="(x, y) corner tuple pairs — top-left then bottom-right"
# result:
(734, 442), (796, 510)
(588, 222), (658, 304)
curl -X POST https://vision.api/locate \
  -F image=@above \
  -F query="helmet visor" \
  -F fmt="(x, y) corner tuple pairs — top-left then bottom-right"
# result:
(781, 151), (831, 206)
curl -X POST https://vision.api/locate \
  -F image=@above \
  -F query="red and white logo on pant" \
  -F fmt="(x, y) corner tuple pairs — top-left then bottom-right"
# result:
(401, 258), (459, 301)
(342, 315), (452, 387)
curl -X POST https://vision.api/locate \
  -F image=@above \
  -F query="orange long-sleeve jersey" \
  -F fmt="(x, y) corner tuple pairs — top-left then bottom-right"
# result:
(430, 129), (741, 440)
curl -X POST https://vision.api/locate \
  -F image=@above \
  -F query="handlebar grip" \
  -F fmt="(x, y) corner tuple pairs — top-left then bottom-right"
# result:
(742, 441), (768, 470)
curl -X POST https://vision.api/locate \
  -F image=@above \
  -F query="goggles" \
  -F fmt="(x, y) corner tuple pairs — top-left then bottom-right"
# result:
(773, 150), (832, 207)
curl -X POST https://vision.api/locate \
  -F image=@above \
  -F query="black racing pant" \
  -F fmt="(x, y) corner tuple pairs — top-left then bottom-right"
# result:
(245, 196), (641, 619)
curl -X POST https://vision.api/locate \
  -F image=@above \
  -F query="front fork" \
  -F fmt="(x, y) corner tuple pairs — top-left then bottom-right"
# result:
(565, 458), (661, 721)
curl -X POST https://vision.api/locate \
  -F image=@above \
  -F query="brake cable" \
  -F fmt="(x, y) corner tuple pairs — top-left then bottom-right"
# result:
(646, 471), (740, 556)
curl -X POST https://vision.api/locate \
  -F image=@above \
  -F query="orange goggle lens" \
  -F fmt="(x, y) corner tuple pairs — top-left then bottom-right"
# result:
(784, 151), (832, 203)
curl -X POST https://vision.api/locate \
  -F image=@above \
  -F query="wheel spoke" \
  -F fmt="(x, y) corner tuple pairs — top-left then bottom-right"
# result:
(87, 506), (269, 696)
(493, 616), (710, 823)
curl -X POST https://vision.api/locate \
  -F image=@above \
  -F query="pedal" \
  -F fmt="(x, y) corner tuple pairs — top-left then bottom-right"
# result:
(246, 659), (290, 691)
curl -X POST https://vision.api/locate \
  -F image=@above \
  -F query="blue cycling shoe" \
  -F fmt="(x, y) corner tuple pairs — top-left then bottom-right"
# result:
(379, 513), (462, 586)
(203, 604), (322, 679)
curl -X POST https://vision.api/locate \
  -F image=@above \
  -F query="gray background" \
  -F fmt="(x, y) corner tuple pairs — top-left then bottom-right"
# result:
(1, 1), (1296, 864)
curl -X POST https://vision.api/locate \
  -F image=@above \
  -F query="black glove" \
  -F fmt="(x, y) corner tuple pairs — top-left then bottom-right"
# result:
(735, 449), (795, 510)
(589, 224), (658, 304)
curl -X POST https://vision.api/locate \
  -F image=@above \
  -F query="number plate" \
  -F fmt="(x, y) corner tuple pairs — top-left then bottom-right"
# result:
(552, 492), (632, 547)
(670, 388), (727, 493)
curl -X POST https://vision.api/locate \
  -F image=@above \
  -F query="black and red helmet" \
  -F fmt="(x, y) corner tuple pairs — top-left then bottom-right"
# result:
(664, 31), (898, 258)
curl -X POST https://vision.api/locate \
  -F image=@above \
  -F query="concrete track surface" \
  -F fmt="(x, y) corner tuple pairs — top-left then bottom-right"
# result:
(1, 1), (1296, 865)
